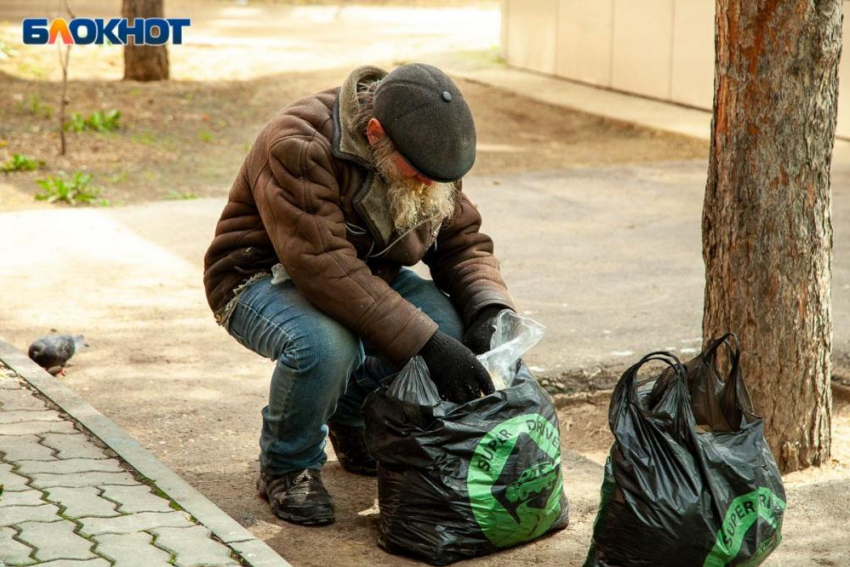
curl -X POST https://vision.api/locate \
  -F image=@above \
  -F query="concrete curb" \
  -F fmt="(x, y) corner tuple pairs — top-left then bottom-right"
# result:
(0, 337), (290, 567)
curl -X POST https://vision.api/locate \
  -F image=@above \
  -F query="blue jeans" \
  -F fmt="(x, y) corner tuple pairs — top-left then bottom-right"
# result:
(226, 268), (463, 476)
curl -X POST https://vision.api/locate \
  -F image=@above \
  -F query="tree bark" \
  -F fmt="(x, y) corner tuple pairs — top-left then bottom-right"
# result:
(703, 0), (841, 472)
(122, 0), (169, 81)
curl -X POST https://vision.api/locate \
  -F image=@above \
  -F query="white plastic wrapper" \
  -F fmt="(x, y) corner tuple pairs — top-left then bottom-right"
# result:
(476, 310), (545, 390)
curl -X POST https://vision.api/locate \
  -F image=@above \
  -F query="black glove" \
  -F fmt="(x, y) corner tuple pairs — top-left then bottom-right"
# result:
(418, 330), (495, 403)
(462, 305), (511, 355)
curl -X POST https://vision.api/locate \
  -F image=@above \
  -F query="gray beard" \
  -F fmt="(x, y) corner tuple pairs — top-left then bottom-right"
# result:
(370, 139), (457, 232)
(382, 173), (457, 233)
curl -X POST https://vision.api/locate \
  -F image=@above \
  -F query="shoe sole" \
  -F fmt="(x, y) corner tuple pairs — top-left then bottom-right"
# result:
(269, 499), (335, 526)
(276, 509), (335, 526)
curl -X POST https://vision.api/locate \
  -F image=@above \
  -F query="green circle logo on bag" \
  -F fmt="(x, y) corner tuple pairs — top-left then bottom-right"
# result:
(467, 413), (563, 547)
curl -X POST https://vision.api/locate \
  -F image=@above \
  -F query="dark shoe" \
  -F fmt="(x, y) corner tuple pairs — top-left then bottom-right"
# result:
(327, 423), (377, 476)
(256, 469), (335, 526)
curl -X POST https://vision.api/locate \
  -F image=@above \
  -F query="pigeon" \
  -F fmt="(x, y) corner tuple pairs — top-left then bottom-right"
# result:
(28, 334), (88, 376)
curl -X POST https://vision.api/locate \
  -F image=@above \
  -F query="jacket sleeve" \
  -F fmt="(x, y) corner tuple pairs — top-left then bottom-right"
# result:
(253, 133), (438, 366)
(423, 191), (515, 326)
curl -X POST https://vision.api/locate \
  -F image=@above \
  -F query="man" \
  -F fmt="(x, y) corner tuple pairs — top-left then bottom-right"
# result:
(203, 63), (515, 525)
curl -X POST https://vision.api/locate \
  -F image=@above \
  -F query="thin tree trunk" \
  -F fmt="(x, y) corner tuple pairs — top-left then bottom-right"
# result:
(703, 0), (841, 472)
(57, 0), (73, 156)
(58, 43), (70, 156)
(123, 0), (169, 81)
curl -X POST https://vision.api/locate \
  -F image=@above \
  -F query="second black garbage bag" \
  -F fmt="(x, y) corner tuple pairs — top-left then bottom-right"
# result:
(585, 336), (786, 567)
(363, 312), (569, 565)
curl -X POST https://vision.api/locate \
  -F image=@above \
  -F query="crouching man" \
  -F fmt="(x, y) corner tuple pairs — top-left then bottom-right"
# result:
(203, 63), (515, 525)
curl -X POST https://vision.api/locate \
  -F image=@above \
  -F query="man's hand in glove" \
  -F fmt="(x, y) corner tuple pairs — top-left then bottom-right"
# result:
(418, 330), (495, 404)
(462, 305), (511, 355)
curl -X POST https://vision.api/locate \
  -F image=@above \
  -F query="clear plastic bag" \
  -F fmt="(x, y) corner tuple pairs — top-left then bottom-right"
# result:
(476, 310), (545, 390)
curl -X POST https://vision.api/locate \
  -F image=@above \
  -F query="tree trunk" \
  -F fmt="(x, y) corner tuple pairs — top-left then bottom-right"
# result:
(703, 0), (841, 472)
(122, 0), (169, 81)
(59, 44), (70, 156)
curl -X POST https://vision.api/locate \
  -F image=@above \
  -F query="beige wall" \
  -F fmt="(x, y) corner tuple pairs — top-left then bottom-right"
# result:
(503, 0), (559, 75)
(611, 0), (675, 100)
(838, 4), (850, 138)
(556, 0), (615, 87)
(670, 0), (714, 108)
(503, 0), (850, 138)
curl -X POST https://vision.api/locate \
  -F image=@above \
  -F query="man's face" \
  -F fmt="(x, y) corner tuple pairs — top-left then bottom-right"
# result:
(390, 155), (435, 188)
(366, 118), (457, 233)
(366, 118), (435, 189)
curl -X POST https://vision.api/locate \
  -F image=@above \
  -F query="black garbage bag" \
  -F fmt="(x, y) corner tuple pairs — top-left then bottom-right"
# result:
(646, 334), (750, 433)
(364, 356), (569, 565)
(585, 336), (786, 567)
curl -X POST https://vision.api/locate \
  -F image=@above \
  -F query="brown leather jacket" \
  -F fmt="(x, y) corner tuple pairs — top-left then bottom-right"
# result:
(203, 66), (514, 366)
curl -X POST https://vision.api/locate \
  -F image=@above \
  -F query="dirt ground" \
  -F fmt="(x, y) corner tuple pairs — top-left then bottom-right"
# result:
(0, 71), (707, 211)
(2, 1), (848, 565)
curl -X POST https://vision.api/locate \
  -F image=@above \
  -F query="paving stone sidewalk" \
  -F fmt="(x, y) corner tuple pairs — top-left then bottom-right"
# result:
(0, 364), (242, 567)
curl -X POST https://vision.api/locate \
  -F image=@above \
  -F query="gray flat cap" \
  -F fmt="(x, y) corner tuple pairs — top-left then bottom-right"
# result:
(374, 63), (476, 182)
